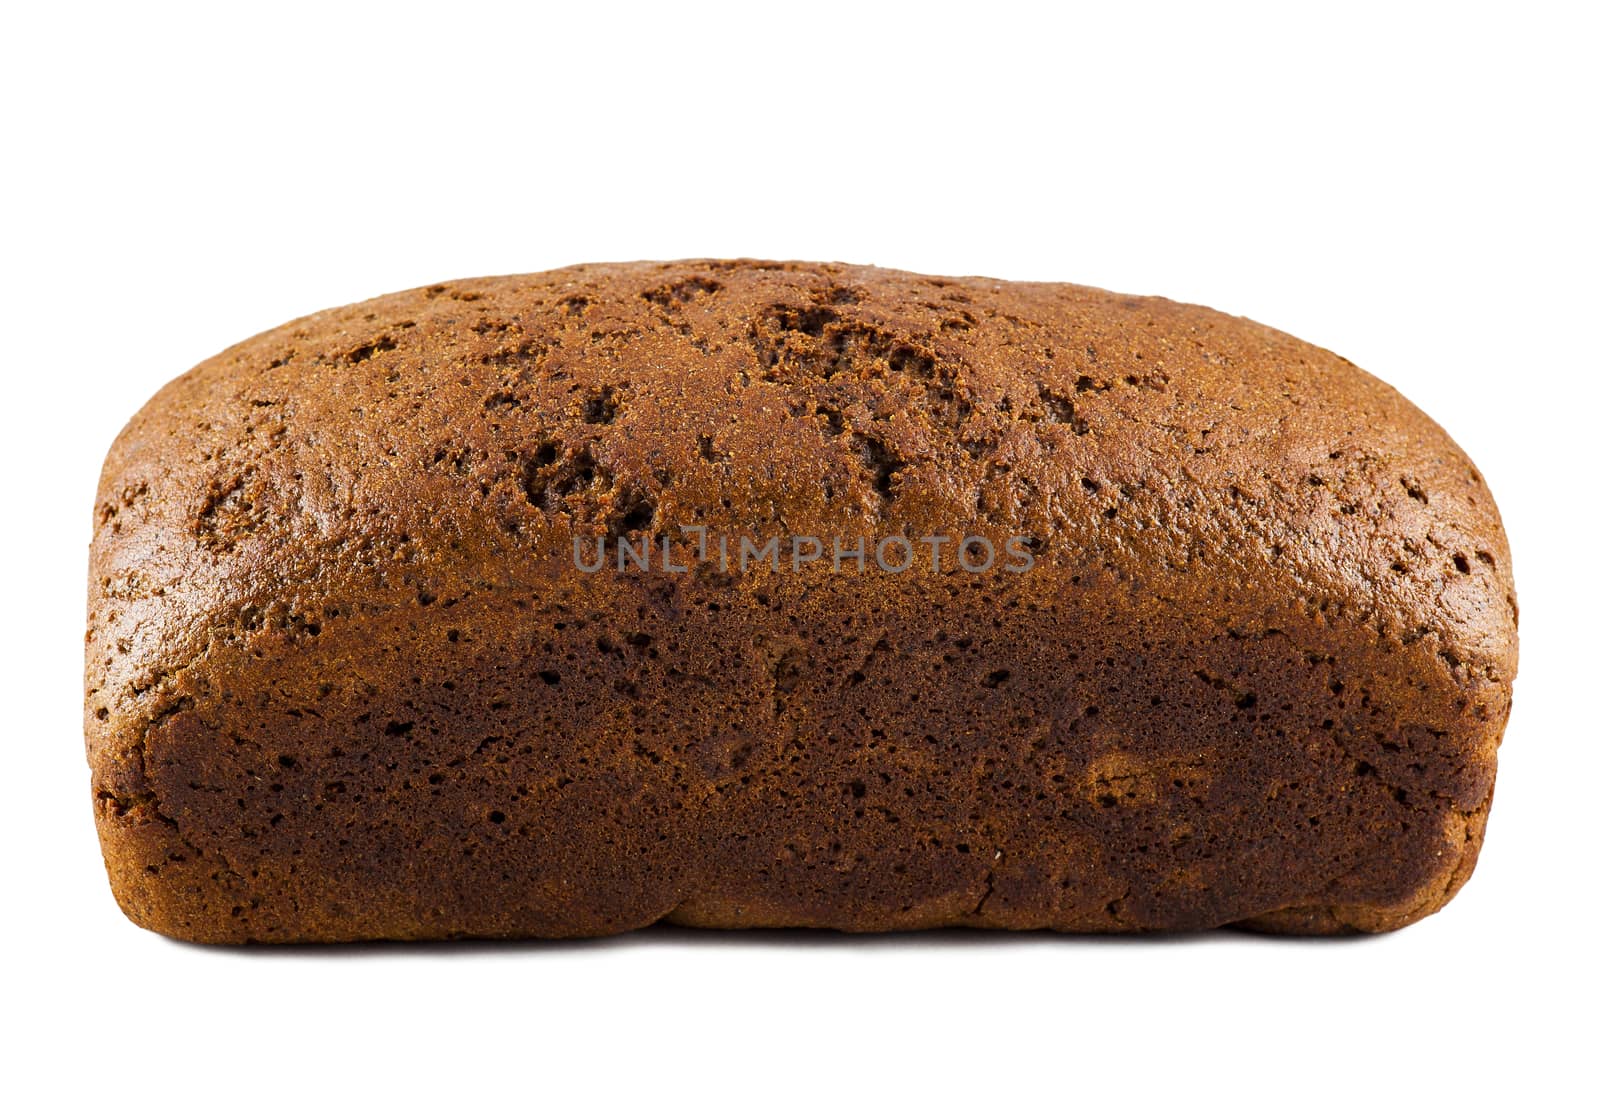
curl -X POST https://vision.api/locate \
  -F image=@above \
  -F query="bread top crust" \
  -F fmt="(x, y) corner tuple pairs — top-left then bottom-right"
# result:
(86, 260), (1517, 817)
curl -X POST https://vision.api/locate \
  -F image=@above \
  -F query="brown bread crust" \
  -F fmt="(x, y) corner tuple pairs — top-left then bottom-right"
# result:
(85, 261), (1518, 942)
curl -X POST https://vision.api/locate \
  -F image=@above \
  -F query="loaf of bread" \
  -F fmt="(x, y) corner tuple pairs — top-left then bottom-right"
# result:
(86, 261), (1517, 942)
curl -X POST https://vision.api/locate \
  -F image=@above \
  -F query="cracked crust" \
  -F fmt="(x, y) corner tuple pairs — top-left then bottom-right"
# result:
(85, 260), (1518, 942)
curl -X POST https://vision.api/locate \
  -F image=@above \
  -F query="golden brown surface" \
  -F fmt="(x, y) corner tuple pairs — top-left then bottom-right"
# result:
(85, 261), (1518, 942)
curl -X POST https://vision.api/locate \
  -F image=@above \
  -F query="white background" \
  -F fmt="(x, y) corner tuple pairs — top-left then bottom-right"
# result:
(4, 2), (1595, 1094)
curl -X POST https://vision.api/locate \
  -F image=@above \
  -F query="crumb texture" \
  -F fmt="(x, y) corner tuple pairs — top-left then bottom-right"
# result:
(85, 260), (1518, 942)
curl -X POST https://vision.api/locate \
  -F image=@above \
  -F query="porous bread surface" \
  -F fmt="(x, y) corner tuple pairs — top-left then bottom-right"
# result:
(86, 260), (1518, 942)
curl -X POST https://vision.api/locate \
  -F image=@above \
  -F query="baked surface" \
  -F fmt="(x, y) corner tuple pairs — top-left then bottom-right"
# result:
(86, 261), (1518, 942)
